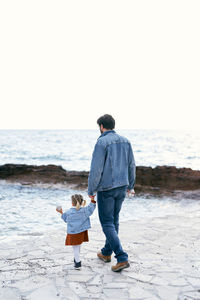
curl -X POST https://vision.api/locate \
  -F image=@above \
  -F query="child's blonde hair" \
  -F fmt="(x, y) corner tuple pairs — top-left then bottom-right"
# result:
(72, 194), (86, 210)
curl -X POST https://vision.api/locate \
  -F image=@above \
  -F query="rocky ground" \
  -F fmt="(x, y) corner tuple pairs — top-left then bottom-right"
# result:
(0, 208), (200, 300)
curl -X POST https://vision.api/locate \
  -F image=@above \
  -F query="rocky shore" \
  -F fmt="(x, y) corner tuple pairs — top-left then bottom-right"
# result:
(1, 164), (200, 299)
(0, 164), (200, 198)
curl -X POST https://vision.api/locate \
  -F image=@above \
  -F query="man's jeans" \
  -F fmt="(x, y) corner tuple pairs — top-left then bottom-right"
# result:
(97, 186), (128, 263)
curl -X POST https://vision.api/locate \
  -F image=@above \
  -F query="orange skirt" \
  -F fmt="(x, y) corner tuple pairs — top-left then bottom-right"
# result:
(65, 230), (89, 246)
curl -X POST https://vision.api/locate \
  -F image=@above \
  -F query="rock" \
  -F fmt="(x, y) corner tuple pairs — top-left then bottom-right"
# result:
(26, 284), (61, 300)
(103, 288), (129, 299)
(185, 276), (200, 287)
(65, 274), (93, 283)
(178, 289), (200, 300)
(128, 286), (155, 299)
(135, 165), (200, 191)
(57, 286), (80, 300)
(6, 276), (53, 293)
(0, 287), (21, 300)
(127, 272), (153, 283)
(0, 164), (200, 196)
(0, 164), (88, 187)
(155, 286), (181, 300)
(103, 282), (128, 289)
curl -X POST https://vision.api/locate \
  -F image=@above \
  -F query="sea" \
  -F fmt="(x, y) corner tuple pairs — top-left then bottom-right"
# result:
(0, 129), (200, 237)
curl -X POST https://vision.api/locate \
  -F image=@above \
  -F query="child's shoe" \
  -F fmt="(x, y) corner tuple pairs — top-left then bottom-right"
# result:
(74, 259), (81, 270)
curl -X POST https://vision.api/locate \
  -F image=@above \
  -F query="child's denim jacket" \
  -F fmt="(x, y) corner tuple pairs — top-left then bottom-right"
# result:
(61, 202), (96, 234)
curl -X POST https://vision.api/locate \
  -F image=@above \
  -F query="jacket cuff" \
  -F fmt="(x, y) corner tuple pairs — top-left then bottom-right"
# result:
(127, 185), (134, 190)
(88, 190), (94, 196)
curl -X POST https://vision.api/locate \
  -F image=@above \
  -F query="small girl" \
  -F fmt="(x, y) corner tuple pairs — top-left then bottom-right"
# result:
(56, 194), (96, 269)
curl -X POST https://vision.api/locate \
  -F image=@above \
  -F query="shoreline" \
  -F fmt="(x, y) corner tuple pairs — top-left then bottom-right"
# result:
(0, 164), (200, 199)
(0, 211), (200, 299)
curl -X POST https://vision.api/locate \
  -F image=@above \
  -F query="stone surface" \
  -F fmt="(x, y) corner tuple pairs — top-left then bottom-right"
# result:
(0, 287), (21, 300)
(0, 211), (200, 300)
(128, 286), (155, 299)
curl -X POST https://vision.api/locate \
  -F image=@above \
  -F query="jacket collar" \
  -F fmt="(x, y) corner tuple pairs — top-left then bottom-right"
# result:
(98, 130), (116, 139)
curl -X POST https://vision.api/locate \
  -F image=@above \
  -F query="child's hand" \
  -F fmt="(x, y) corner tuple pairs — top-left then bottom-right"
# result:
(89, 195), (96, 203)
(56, 206), (63, 214)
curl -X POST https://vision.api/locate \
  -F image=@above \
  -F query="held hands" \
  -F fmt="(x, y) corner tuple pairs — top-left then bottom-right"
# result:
(127, 189), (135, 197)
(89, 194), (96, 200)
(56, 206), (63, 214)
(88, 191), (135, 199)
(88, 195), (96, 203)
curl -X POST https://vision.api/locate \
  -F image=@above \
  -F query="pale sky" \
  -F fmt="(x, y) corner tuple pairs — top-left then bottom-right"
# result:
(0, 1), (199, 130)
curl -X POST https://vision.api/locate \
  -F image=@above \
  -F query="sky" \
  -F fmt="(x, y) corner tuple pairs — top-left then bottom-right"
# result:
(0, 0), (199, 130)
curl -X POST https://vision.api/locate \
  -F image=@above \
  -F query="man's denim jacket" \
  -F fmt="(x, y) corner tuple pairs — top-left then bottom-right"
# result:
(61, 202), (96, 234)
(88, 130), (136, 196)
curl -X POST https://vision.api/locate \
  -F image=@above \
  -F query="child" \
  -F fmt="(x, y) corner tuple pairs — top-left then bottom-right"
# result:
(56, 194), (96, 269)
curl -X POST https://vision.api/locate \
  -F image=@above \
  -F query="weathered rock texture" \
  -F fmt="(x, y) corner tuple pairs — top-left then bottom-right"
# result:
(135, 165), (200, 191)
(0, 164), (88, 187)
(0, 164), (200, 197)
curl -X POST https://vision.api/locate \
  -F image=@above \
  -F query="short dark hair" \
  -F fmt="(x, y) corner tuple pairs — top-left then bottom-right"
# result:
(97, 114), (115, 130)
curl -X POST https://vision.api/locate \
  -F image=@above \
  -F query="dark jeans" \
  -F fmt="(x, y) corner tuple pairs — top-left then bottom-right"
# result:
(97, 186), (128, 263)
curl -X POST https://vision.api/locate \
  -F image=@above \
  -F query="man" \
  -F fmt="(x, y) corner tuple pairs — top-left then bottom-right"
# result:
(88, 114), (136, 272)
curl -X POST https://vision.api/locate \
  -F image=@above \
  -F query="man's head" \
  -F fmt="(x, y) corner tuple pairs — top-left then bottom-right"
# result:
(97, 114), (115, 133)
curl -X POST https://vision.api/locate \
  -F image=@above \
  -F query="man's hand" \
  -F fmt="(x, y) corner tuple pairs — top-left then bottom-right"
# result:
(127, 189), (135, 197)
(89, 195), (96, 200)
(56, 206), (63, 214)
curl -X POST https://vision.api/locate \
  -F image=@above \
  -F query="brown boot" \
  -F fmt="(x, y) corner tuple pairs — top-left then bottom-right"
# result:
(97, 251), (111, 263)
(111, 261), (130, 272)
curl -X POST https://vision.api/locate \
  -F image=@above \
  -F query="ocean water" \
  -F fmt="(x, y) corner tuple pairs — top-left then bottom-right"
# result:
(0, 129), (200, 237)
(0, 129), (200, 171)
(0, 182), (200, 238)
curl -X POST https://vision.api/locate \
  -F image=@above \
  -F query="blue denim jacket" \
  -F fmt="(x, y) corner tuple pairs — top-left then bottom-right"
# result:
(61, 202), (96, 234)
(88, 130), (136, 196)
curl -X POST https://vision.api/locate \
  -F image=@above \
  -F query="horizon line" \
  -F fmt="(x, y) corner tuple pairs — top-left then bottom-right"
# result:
(0, 128), (200, 131)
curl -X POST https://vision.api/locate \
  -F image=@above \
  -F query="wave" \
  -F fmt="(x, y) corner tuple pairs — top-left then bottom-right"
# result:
(31, 155), (66, 161)
(186, 156), (200, 160)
